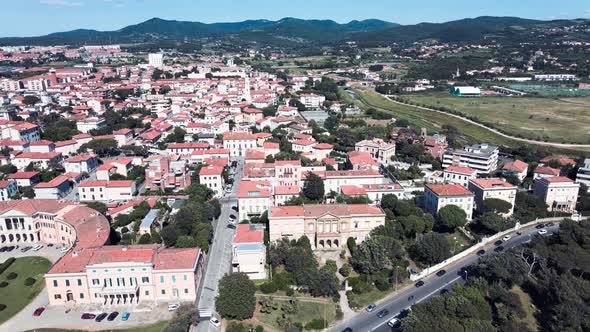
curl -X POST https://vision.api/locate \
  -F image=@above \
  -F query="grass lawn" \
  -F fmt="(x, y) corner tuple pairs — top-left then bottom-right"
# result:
(511, 286), (539, 331)
(405, 91), (590, 144)
(254, 296), (335, 330)
(23, 320), (169, 332)
(0, 256), (52, 324)
(352, 89), (590, 155)
(445, 230), (474, 255)
(346, 288), (391, 310)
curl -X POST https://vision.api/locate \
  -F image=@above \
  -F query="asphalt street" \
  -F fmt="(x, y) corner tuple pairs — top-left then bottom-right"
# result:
(195, 158), (243, 332)
(331, 223), (561, 332)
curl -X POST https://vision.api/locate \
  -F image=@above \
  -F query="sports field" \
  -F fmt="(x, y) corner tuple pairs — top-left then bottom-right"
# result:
(404, 92), (590, 144)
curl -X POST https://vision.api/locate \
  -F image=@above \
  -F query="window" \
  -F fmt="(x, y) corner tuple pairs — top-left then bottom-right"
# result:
(142, 276), (150, 283)
(161, 289), (166, 295)
(79, 293), (84, 299)
(183, 275), (187, 281)
(184, 288), (189, 294)
(65, 280), (70, 287)
(54, 294), (62, 300)
(145, 290), (150, 296)
(160, 276), (164, 283)
(92, 279), (100, 285)
(53, 280), (58, 287)
(172, 275), (176, 283)
(77, 279), (82, 286)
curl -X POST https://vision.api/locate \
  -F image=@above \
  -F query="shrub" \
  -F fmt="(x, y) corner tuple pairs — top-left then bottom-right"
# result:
(305, 319), (327, 330)
(6, 272), (17, 280)
(259, 282), (277, 294)
(0, 257), (16, 274)
(285, 288), (294, 296)
(339, 263), (352, 277)
(0, 304), (6, 311)
(255, 326), (264, 332)
(0, 281), (8, 288)
(24, 277), (36, 286)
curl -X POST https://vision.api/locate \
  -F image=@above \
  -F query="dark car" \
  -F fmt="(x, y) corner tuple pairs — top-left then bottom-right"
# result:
(536, 223), (546, 229)
(546, 222), (555, 227)
(227, 224), (236, 229)
(494, 246), (505, 252)
(407, 295), (414, 301)
(376, 309), (390, 318)
(47, 243), (54, 247)
(107, 311), (119, 321)
(440, 288), (449, 295)
(33, 307), (45, 317)
(232, 206), (239, 211)
(436, 269), (446, 277)
(415, 280), (425, 288)
(95, 313), (108, 322)
(342, 328), (353, 332)
(81, 313), (96, 320)
(494, 240), (503, 246)
(476, 249), (486, 256)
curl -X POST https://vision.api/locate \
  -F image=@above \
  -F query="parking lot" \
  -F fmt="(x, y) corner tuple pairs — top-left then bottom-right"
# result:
(0, 243), (64, 263)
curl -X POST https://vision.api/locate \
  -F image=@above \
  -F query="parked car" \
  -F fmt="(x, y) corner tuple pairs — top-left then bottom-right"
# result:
(476, 249), (486, 256)
(415, 280), (425, 288)
(342, 328), (353, 332)
(121, 312), (130, 321)
(388, 317), (401, 328)
(107, 312), (119, 321)
(59, 247), (70, 253)
(231, 206), (238, 211)
(168, 304), (180, 311)
(494, 246), (505, 252)
(210, 317), (221, 328)
(376, 309), (390, 318)
(502, 235), (511, 241)
(536, 223), (546, 229)
(494, 240), (503, 246)
(538, 229), (548, 235)
(366, 304), (377, 312)
(33, 307), (45, 317)
(546, 222), (555, 227)
(95, 313), (108, 322)
(436, 269), (446, 277)
(81, 313), (96, 320)
(21, 246), (32, 252)
(32, 244), (43, 251)
(227, 224), (236, 229)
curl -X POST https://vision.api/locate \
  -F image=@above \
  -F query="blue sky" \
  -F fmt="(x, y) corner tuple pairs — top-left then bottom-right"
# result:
(2, 0), (590, 37)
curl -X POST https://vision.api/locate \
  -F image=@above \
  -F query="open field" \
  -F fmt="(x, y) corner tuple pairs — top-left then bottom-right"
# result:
(0, 256), (51, 324)
(253, 295), (336, 331)
(404, 91), (590, 144)
(24, 321), (169, 332)
(349, 89), (590, 155)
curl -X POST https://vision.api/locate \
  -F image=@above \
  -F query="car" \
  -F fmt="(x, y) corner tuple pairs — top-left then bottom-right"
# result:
(536, 223), (546, 229)
(6, 246), (15, 252)
(232, 206), (238, 211)
(342, 328), (353, 332)
(546, 222), (555, 227)
(516, 231), (523, 236)
(21, 246), (32, 252)
(121, 312), (130, 321)
(47, 243), (54, 247)
(227, 224), (236, 229)
(168, 304), (180, 311)
(81, 313), (96, 320)
(502, 235), (511, 241)
(494, 240), (503, 246)
(230, 214), (237, 219)
(210, 317), (221, 328)
(415, 280), (425, 287)
(440, 288), (449, 295)
(59, 247), (70, 253)
(388, 317), (401, 328)
(407, 295), (414, 301)
(32, 244), (43, 251)
(376, 309), (390, 318)
(366, 304), (377, 312)
(476, 249), (486, 256)
(107, 312), (119, 321)
(95, 313), (108, 322)
(436, 269), (446, 277)
(399, 308), (412, 318)
(33, 307), (45, 317)
(494, 246), (505, 252)
(538, 229), (548, 235)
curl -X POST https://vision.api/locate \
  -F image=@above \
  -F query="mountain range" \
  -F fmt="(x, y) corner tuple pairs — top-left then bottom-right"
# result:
(0, 16), (588, 47)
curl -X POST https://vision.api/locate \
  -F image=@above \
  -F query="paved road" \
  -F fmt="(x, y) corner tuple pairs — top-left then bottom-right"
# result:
(350, 89), (590, 151)
(331, 223), (560, 332)
(195, 158), (243, 332)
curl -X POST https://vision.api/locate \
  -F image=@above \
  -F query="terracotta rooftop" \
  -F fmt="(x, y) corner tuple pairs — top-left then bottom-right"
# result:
(233, 224), (263, 244)
(445, 165), (477, 175)
(426, 183), (474, 196)
(503, 160), (529, 173)
(270, 204), (384, 218)
(469, 178), (516, 190)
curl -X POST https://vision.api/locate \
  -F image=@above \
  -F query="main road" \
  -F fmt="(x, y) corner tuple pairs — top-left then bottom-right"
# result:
(330, 222), (562, 332)
(195, 158), (243, 332)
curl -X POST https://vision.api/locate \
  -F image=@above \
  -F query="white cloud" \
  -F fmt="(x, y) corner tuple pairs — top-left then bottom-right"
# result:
(40, 0), (83, 6)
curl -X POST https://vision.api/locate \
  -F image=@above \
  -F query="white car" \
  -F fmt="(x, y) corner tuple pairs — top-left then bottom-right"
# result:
(538, 229), (548, 235)
(32, 244), (43, 251)
(388, 318), (401, 328)
(210, 317), (221, 328)
(502, 235), (511, 242)
(59, 247), (70, 253)
(167, 304), (180, 311)
(228, 218), (236, 225)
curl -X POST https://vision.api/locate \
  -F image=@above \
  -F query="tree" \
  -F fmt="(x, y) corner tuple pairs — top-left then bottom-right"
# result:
(476, 212), (513, 234)
(23, 95), (40, 105)
(437, 205), (467, 231)
(175, 236), (198, 248)
(410, 233), (451, 265)
(351, 237), (393, 274)
(137, 233), (152, 244)
(165, 127), (187, 143)
(161, 226), (178, 246)
(302, 172), (324, 201)
(216, 273), (256, 320)
(324, 115), (340, 132)
(83, 201), (108, 215)
(163, 304), (197, 332)
(482, 198), (512, 214)
(79, 139), (118, 157)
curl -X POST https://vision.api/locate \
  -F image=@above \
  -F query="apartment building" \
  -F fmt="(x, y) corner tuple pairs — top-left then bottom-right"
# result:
(78, 180), (136, 202)
(199, 165), (225, 198)
(575, 159), (590, 192)
(269, 204), (386, 250)
(223, 132), (257, 157)
(533, 176), (580, 212)
(502, 159), (529, 182)
(144, 156), (192, 192)
(355, 138), (396, 165)
(33, 176), (72, 199)
(76, 117), (106, 134)
(533, 166), (561, 179)
(300, 93), (326, 109)
(12, 152), (62, 170)
(442, 143), (499, 174)
(424, 183), (475, 221)
(237, 181), (272, 221)
(0, 180), (17, 201)
(468, 178), (517, 216)
(232, 224), (267, 280)
(443, 166), (477, 187)
(64, 154), (99, 174)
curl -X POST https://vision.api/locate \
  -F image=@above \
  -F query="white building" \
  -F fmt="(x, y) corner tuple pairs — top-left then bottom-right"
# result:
(300, 93), (326, 109)
(78, 180), (137, 202)
(355, 138), (396, 165)
(199, 166), (225, 198)
(424, 183), (475, 221)
(76, 118), (106, 134)
(443, 166), (477, 188)
(576, 159), (590, 192)
(468, 178), (517, 216)
(232, 224), (267, 280)
(64, 155), (99, 174)
(533, 177), (580, 212)
(237, 181), (272, 221)
(148, 53), (164, 68)
(443, 143), (499, 174)
(223, 132), (257, 157)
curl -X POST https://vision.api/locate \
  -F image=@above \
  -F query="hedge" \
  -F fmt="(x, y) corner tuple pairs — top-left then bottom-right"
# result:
(24, 277), (36, 286)
(0, 304), (6, 311)
(259, 282), (277, 294)
(0, 281), (8, 288)
(6, 272), (18, 280)
(0, 257), (16, 274)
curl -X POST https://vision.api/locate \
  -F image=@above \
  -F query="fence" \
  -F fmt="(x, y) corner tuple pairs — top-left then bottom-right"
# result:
(409, 216), (587, 281)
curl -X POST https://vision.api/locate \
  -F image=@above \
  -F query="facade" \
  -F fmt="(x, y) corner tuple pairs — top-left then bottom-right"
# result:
(355, 138), (396, 165)
(33, 176), (72, 199)
(12, 152), (62, 170)
(232, 224), (267, 280)
(442, 144), (499, 174)
(76, 118), (106, 134)
(269, 204), (386, 250)
(148, 53), (164, 67)
(443, 166), (477, 188)
(502, 159), (529, 182)
(223, 132), (257, 157)
(145, 156), (192, 192)
(237, 181), (272, 221)
(0, 180), (18, 201)
(533, 177), (580, 212)
(300, 93), (326, 109)
(199, 166), (225, 198)
(468, 178), (517, 216)
(424, 183), (475, 221)
(78, 180), (136, 202)
(64, 154), (99, 174)
(575, 159), (590, 192)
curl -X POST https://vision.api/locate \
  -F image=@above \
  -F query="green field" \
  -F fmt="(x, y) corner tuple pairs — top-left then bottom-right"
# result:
(404, 91), (590, 144)
(0, 256), (52, 324)
(24, 321), (169, 332)
(349, 89), (590, 155)
(254, 296), (336, 330)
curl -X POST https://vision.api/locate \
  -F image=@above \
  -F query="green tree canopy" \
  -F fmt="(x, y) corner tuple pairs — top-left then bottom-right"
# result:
(302, 172), (324, 201)
(437, 205), (467, 231)
(215, 272), (256, 320)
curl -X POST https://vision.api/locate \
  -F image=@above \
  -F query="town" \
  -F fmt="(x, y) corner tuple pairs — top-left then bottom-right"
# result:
(0, 5), (590, 332)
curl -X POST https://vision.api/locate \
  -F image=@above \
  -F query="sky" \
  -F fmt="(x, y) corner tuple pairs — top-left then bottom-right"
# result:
(2, 0), (590, 37)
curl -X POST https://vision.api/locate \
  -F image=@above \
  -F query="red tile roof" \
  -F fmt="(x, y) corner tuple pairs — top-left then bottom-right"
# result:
(199, 165), (224, 176)
(8, 171), (39, 179)
(14, 152), (60, 159)
(34, 175), (70, 188)
(426, 183), (473, 196)
(234, 224), (263, 244)
(503, 160), (528, 173)
(469, 178), (516, 190)
(270, 204), (384, 218)
(274, 185), (300, 195)
(538, 176), (576, 184)
(534, 166), (560, 176)
(237, 180), (271, 198)
(445, 165), (477, 175)
(340, 185), (367, 196)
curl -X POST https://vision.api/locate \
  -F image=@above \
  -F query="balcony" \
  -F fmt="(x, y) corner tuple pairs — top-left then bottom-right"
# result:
(99, 284), (138, 295)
